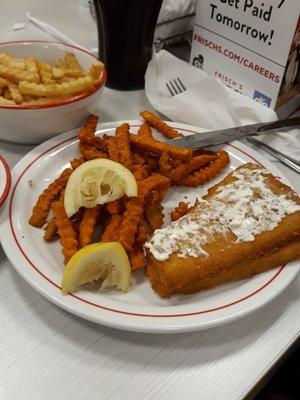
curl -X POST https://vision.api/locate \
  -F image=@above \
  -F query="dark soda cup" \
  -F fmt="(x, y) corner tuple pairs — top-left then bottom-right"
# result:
(94, 0), (163, 90)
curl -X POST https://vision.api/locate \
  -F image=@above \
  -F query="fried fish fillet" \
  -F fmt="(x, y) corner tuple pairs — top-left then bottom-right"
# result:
(145, 163), (300, 297)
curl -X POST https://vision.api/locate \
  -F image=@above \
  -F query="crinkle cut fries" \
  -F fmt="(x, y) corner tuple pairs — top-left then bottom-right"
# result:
(29, 111), (230, 270)
(0, 51), (104, 106)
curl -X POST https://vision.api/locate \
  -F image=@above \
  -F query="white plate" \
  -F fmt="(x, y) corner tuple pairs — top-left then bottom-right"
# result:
(0, 154), (11, 208)
(1, 121), (299, 333)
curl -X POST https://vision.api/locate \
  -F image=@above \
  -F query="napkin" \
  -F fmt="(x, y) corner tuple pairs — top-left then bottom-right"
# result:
(145, 50), (300, 161)
(145, 49), (277, 129)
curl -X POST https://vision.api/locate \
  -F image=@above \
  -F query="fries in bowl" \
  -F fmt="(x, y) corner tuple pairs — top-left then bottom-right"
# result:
(0, 41), (106, 144)
(0, 51), (104, 106)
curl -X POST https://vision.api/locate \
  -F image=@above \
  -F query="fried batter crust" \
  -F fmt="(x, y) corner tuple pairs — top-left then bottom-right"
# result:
(147, 163), (300, 297)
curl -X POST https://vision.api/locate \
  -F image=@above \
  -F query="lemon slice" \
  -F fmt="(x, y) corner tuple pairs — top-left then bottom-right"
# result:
(64, 159), (137, 217)
(62, 242), (131, 294)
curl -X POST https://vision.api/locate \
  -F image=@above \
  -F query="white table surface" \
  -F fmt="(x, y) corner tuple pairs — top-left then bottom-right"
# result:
(0, 1), (299, 400)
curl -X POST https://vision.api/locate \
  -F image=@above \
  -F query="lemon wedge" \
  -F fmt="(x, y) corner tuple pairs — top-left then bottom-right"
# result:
(64, 159), (137, 218)
(62, 242), (131, 294)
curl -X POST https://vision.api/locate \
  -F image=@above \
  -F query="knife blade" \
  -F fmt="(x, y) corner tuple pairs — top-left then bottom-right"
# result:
(169, 116), (300, 149)
(247, 136), (300, 173)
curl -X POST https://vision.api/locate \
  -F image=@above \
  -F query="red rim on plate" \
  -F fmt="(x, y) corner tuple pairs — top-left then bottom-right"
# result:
(0, 154), (11, 207)
(0, 40), (106, 110)
(8, 127), (286, 318)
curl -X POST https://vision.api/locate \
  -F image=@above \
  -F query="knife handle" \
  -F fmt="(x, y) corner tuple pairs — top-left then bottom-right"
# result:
(258, 116), (300, 133)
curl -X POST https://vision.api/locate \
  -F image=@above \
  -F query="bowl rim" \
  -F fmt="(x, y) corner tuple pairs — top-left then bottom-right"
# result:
(0, 154), (11, 208)
(0, 40), (106, 110)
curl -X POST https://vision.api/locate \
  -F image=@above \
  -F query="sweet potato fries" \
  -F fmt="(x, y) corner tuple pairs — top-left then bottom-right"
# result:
(29, 112), (230, 270)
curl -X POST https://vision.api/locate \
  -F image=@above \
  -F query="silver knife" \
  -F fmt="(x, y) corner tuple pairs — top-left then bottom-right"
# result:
(244, 96), (300, 173)
(247, 136), (300, 173)
(169, 116), (300, 149)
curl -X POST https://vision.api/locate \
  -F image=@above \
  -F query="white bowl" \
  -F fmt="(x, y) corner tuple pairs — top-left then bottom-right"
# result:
(0, 41), (106, 144)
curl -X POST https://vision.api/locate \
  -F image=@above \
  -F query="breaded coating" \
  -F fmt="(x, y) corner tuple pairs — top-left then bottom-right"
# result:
(146, 163), (300, 297)
(52, 195), (78, 263)
(170, 201), (189, 221)
(137, 122), (153, 137)
(80, 143), (107, 160)
(79, 206), (102, 247)
(103, 135), (119, 162)
(144, 181), (169, 230)
(100, 214), (123, 242)
(78, 114), (107, 152)
(136, 219), (150, 245)
(44, 217), (58, 241)
(119, 174), (170, 251)
(145, 201), (164, 230)
(115, 123), (133, 170)
(132, 152), (146, 165)
(129, 245), (147, 270)
(140, 111), (181, 139)
(160, 153), (218, 183)
(178, 150), (230, 187)
(106, 200), (123, 215)
(130, 134), (192, 161)
(70, 157), (85, 170)
(132, 164), (149, 182)
(29, 167), (73, 228)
